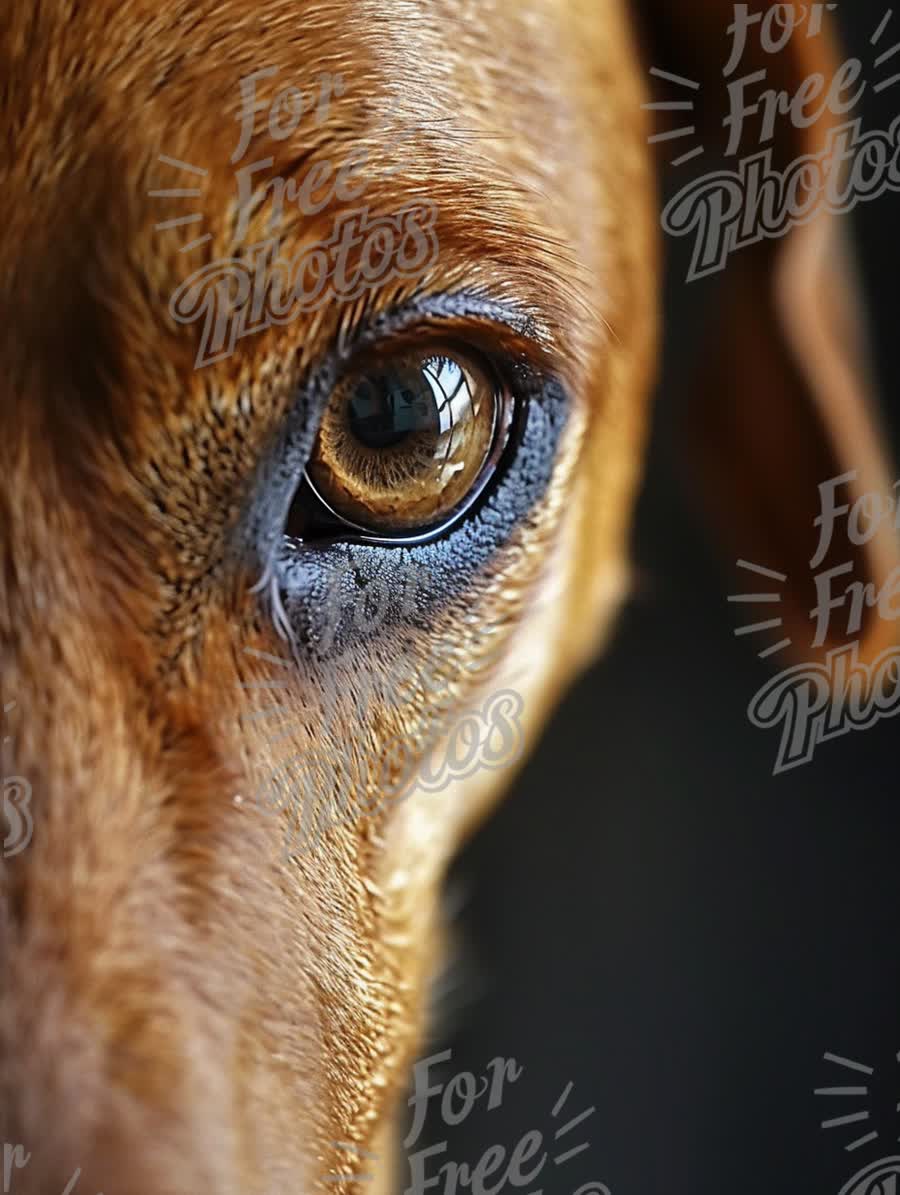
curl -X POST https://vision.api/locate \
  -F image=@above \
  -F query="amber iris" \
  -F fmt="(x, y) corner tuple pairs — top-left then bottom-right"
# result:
(306, 349), (499, 533)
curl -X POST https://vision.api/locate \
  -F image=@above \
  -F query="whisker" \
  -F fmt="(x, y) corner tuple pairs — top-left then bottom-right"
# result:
(875, 40), (900, 65)
(814, 1087), (868, 1096)
(269, 572), (300, 651)
(148, 188), (203, 198)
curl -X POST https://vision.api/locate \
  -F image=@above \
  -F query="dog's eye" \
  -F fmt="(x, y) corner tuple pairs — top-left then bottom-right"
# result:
(291, 346), (512, 540)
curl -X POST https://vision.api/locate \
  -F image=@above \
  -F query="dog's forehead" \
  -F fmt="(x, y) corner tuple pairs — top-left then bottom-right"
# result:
(1, 0), (632, 419)
(3, 0), (586, 241)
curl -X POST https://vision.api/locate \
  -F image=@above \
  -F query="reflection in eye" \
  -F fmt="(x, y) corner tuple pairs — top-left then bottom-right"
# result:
(305, 348), (504, 535)
(346, 367), (440, 448)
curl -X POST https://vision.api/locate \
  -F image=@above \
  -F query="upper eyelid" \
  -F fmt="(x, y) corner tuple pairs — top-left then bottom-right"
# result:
(272, 293), (564, 488)
(324, 292), (561, 379)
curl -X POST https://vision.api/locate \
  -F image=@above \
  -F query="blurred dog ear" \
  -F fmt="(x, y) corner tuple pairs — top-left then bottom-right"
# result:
(635, 0), (900, 667)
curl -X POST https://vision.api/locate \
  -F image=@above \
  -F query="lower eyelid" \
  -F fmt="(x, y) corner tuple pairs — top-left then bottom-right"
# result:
(268, 368), (568, 645)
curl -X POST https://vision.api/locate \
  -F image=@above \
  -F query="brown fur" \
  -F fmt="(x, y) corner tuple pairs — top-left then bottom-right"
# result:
(0, 2), (894, 1192)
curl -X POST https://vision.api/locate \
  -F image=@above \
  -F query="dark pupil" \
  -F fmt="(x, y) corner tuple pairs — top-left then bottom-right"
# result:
(347, 368), (439, 450)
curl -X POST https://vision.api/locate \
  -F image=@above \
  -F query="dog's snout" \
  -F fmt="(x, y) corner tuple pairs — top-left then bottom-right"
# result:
(0, 715), (245, 1195)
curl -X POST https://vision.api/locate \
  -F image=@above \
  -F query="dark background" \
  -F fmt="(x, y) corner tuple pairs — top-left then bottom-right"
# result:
(405, 4), (900, 1192)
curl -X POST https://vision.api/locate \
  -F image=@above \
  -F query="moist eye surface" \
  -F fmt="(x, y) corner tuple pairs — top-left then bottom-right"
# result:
(256, 297), (570, 652)
(304, 346), (504, 535)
